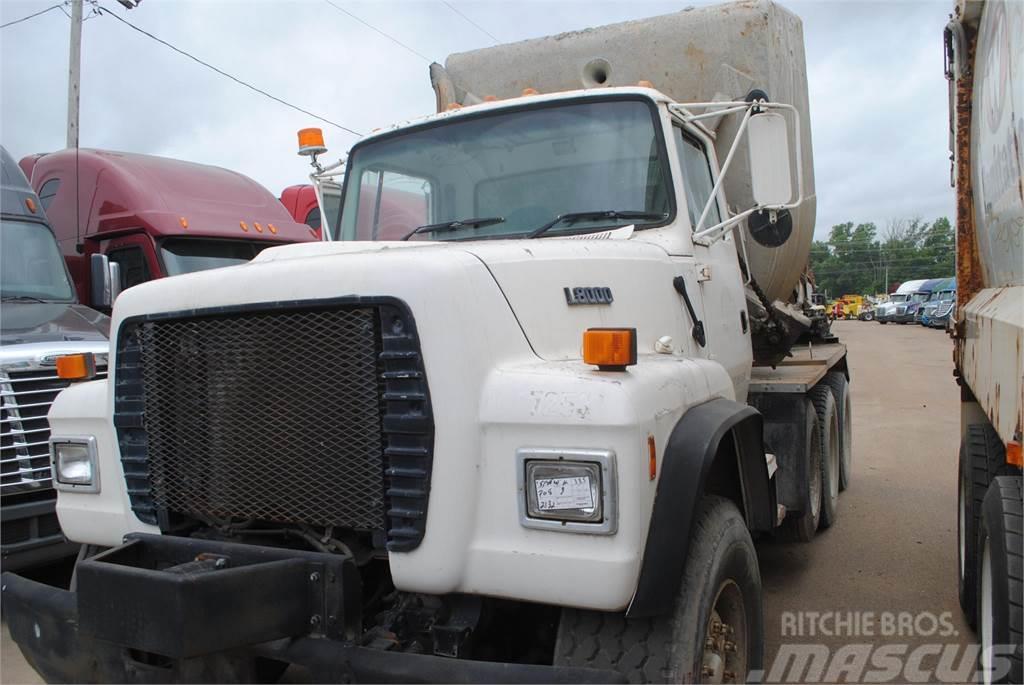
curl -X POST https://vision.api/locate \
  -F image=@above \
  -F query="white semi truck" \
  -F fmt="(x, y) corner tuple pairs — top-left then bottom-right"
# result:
(3, 2), (851, 682)
(946, 2), (1023, 683)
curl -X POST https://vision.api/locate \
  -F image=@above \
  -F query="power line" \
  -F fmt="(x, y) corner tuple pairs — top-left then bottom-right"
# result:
(441, 0), (499, 44)
(1, 3), (65, 29)
(323, 0), (431, 63)
(95, 4), (361, 136)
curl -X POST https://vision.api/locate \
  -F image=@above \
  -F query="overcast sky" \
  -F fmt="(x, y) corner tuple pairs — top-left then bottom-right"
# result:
(0, 0), (955, 239)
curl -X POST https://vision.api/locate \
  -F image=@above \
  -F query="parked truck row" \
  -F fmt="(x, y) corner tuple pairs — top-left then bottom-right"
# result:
(2, 3), (859, 682)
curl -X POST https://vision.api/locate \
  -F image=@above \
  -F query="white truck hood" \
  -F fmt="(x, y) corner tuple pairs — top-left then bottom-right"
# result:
(113, 237), (695, 363)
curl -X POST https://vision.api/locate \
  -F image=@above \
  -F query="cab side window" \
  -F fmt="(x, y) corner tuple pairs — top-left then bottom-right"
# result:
(106, 247), (151, 290)
(38, 179), (61, 211)
(673, 128), (722, 230)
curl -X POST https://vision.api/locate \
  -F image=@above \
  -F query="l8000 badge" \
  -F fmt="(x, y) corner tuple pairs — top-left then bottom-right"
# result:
(564, 287), (614, 305)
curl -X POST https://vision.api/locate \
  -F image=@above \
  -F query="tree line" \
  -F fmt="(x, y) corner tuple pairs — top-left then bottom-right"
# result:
(808, 217), (954, 298)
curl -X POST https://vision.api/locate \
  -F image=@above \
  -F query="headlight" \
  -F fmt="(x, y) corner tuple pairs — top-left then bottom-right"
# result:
(516, 448), (617, 534)
(50, 436), (100, 492)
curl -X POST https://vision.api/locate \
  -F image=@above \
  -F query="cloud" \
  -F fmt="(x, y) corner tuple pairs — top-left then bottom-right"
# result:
(1, 0), (955, 239)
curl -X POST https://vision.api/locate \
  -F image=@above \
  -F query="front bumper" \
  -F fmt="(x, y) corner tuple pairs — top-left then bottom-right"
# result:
(1, 496), (78, 572)
(1, 534), (622, 684)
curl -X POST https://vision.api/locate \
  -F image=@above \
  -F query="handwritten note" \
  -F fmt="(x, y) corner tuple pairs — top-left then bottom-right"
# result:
(535, 476), (594, 511)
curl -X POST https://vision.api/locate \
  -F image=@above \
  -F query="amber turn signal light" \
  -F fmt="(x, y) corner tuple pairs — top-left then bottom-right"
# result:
(1007, 440), (1022, 467)
(56, 353), (97, 381)
(583, 328), (637, 371)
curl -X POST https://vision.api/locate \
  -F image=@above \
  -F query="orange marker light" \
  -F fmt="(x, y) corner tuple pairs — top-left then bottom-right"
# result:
(179, 216), (189, 230)
(1007, 440), (1022, 467)
(253, 222), (263, 233)
(25, 197), (37, 213)
(522, 87), (539, 96)
(240, 221), (249, 232)
(583, 328), (637, 371)
(483, 95), (498, 102)
(637, 80), (655, 89)
(268, 223), (278, 235)
(648, 435), (657, 481)
(446, 103), (463, 111)
(297, 128), (327, 156)
(56, 353), (97, 381)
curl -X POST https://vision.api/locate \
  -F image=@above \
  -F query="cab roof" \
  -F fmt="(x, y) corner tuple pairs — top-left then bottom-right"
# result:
(356, 86), (671, 147)
(25, 148), (316, 244)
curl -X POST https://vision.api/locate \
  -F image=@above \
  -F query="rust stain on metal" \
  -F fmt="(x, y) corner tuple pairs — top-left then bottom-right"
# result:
(954, 23), (985, 373)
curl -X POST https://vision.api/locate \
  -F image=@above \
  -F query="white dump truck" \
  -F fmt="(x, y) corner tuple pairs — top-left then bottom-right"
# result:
(3, 2), (851, 682)
(945, 2), (1023, 683)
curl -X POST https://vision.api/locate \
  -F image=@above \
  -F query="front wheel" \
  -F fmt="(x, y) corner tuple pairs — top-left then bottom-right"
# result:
(554, 496), (764, 683)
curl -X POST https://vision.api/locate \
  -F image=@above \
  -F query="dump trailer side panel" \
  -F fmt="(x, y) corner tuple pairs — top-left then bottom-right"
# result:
(953, 0), (1024, 444)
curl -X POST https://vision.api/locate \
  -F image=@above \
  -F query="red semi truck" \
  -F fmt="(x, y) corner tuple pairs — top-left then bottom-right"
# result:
(19, 149), (316, 305)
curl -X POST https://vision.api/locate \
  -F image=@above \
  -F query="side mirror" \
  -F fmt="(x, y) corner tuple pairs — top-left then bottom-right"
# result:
(89, 254), (121, 309)
(747, 112), (793, 206)
(109, 261), (122, 304)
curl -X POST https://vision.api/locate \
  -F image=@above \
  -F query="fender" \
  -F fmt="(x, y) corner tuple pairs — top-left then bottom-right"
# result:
(626, 398), (774, 618)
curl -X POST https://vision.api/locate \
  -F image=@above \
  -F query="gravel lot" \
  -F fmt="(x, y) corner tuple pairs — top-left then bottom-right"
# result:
(1, 320), (973, 683)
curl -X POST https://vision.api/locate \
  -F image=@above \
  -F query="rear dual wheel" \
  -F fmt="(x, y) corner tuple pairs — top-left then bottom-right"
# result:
(977, 476), (1022, 685)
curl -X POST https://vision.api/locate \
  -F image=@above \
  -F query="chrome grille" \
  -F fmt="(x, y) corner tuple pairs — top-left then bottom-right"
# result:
(0, 367), (106, 494)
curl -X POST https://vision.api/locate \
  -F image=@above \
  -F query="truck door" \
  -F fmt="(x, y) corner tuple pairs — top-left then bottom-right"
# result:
(102, 234), (159, 292)
(672, 125), (752, 399)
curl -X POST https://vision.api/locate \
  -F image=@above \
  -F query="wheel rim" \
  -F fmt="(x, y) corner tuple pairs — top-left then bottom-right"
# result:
(958, 472), (967, 580)
(702, 580), (747, 684)
(980, 537), (994, 685)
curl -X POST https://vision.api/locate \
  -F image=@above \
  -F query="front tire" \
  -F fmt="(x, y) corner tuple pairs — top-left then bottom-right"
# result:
(977, 476), (1022, 685)
(554, 496), (764, 683)
(958, 424), (1009, 628)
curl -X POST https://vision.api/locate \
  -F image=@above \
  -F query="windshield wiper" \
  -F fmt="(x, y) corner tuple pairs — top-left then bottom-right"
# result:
(527, 210), (669, 239)
(401, 216), (505, 241)
(1, 295), (50, 303)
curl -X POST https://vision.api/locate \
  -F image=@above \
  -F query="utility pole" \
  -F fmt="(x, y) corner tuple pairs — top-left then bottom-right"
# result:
(66, 0), (83, 149)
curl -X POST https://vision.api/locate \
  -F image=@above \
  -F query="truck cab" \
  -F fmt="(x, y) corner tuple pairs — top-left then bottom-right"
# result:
(19, 149), (316, 306)
(0, 145), (109, 571)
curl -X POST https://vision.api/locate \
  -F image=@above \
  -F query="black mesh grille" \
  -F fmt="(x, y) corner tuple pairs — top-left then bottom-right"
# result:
(115, 300), (433, 548)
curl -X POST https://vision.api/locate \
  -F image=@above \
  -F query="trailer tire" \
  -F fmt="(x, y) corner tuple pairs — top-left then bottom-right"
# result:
(958, 424), (1010, 628)
(781, 401), (822, 542)
(809, 385), (839, 529)
(822, 373), (852, 491)
(977, 476), (1022, 685)
(554, 496), (763, 683)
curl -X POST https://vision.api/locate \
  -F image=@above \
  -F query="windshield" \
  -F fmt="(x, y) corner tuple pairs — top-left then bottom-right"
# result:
(160, 238), (272, 276)
(0, 219), (75, 301)
(336, 98), (672, 241)
(890, 294), (909, 303)
(911, 292), (931, 303)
